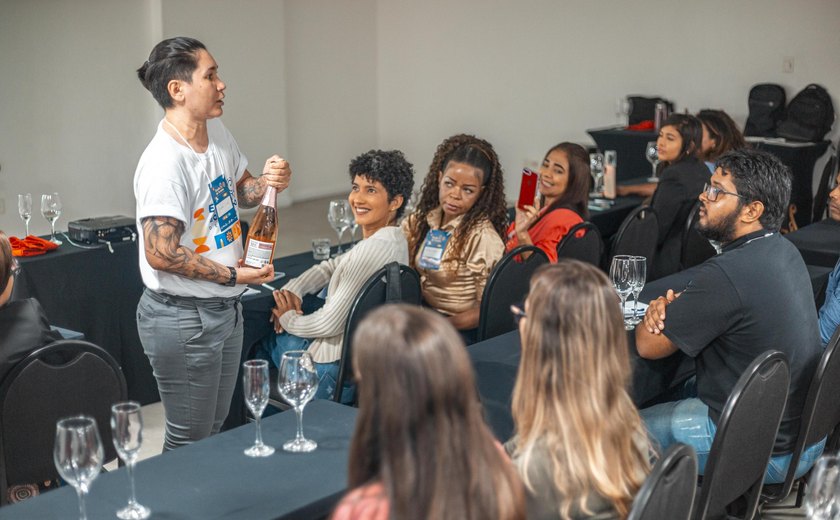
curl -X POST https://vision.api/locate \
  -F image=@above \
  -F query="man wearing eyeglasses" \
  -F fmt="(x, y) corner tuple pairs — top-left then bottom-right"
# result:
(635, 149), (823, 484)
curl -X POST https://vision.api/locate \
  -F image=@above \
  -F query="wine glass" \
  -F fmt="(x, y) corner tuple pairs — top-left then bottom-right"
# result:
(610, 255), (634, 330)
(645, 142), (660, 183)
(18, 193), (32, 237)
(327, 200), (351, 256)
(54, 416), (104, 520)
(41, 192), (63, 245)
(805, 454), (840, 519)
(111, 402), (151, 519)
(615, 97), (631, 126)
(278, 350), (318, 453)
(348, 212), (359, 248)
(589, 152), (605, 197)
(243, 359), (275, 457)
(629, 256), (647, 328)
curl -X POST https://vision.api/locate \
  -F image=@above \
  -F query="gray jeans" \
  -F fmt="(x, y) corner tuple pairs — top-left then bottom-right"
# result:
(137, 288), (243, 451)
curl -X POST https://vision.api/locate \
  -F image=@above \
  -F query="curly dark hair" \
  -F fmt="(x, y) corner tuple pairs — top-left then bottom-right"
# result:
(406, 134), (507, 264)
(348, 150), (415, 221)
(716, 148), (791, 231)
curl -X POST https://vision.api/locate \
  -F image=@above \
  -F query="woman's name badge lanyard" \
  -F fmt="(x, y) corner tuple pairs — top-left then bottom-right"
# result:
(418, 228), (451, 270)
(164, 119), (238, 235)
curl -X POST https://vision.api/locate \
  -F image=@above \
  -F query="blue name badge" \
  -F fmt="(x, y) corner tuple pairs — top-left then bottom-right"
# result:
(209, 174), (238, 233)
(418, 229), (451, 270)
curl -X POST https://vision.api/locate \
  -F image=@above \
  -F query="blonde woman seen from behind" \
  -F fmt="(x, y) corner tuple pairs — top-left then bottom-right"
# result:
(508, 261), (651, 520)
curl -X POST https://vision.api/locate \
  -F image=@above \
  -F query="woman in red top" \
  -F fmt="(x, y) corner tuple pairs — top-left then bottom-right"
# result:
(505, 143), (590, 262)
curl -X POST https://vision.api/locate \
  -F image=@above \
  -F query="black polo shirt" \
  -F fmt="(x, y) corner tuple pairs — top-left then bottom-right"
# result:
(662, 229), (821, 453)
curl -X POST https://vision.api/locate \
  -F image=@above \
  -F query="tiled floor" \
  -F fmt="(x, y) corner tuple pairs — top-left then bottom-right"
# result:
(132, 196), (809, 518)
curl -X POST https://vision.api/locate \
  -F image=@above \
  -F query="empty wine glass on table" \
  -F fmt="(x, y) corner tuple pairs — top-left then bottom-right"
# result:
(242, 359), (275, 457)
(610, 255), (635, 330)
(327, 199), (351, 256)
(18, 193), (32, 237)
(54, 416), (104, 520)
(589, 152), (605, 197)
(111, 402), (151, 520)
(805, 453), (840, 520)
(628, 256), (647, 327)
(278, 350), (318, 453)
(41, 192), (63, 245)
(645, 142), (660, 183)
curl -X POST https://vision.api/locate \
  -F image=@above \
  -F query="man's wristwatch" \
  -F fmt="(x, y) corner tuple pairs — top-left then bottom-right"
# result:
(224, 266), (237, 287)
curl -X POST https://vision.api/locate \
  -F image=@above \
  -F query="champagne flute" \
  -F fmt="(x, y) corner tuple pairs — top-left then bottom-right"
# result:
(41, 192), (63, 245)
(18, 193), (32, 236)
(645, 142), (660, 183)
(610, 255), (634, 330)
(243, 359), (275, 457)
(589, 152), (605, 197)
(806, 454), (840, 520)
(327, 199), (351, 256)
(111, 402), (151, 519)
(278, 350), (319, 453)
(54, 416), (104, 520)
(348, 212), (359, 247)
(629, 256), (647, 327)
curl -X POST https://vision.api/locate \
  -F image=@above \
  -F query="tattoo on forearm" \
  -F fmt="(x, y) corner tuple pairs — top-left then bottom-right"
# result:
(236, 176), (265, 208)
(142, 216), (229, 283)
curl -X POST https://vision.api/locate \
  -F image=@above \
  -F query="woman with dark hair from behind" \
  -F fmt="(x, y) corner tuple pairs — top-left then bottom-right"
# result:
(508, 261), (651, 520)
(696, 109), (747, 172)
(402, 134), (507, 344)
(332, 304), (524, 520)
(0, 232), (62, 384)
(505, 143), (590, 262)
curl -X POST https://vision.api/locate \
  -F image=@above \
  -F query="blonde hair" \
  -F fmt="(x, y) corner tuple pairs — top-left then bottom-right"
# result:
(511, 261), (650, 519)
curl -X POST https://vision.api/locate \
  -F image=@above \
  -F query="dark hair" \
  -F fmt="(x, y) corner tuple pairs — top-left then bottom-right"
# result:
(137, 37), (207, 109)
(348, 150), (415, 220)
(660, 113), (703, 163)
(406, 134), (507, 263)
(349, 304), (525, 520)
(0, 232), (12, 298)
(716, 149), (792, 231)
(531, 142), (590, 229)
(696, 109), (748, 162)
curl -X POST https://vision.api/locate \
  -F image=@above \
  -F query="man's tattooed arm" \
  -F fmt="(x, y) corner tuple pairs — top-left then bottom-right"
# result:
(142, 216), (230, 283)
(236, 174), (266, 209)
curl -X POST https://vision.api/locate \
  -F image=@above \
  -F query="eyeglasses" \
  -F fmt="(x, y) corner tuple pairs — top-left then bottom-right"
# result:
(510, 304), (527, 325)
(703, 183), (748, 203)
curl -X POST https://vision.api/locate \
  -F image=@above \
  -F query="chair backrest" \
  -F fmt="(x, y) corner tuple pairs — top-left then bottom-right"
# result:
(0, 340), (127, 502)
(761, 326), (840, 503)
(333, 263), (421, 403)
(694, 350), (790, 520)
(680, 201), (716, 270)
(556, 221), (604, 267)
(476, 245), (549, 342)
(627, 443), (698, 520)
(609, 205), (658, 274)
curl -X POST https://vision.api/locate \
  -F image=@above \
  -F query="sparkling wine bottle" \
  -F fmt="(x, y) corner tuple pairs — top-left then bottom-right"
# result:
(243, 186), (278, 268)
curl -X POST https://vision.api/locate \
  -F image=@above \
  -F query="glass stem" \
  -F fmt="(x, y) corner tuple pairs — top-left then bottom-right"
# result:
(336, 229), (344, 254)
(632, 293), (639, 320)
(295, 408), (304, 442)
(620, 294), (628, 320)
(25, 221), (29, 236)
(77, 487), (87, 520)
(50, 221), (56, 241)
(254, 415), (264, 447)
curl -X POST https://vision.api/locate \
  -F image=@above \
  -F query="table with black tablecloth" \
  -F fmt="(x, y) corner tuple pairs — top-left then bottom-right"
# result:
(588, 127), (658, 182)
(0, 400), (356, 520)
(785, 218), (840, 268)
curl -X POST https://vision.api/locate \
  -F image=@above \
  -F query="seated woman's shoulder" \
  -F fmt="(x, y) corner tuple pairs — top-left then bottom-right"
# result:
(331, 482), (389, 520)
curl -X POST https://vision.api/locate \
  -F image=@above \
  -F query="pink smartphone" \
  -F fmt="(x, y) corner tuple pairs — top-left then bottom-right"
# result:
(517, 168), (539, 210)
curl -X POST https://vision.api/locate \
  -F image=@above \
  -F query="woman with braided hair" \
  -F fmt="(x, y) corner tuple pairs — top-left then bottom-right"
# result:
(402, 134), (507, 344)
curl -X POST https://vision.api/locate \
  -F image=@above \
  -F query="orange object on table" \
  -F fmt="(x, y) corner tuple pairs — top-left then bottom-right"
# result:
(9, 235), (59, 257)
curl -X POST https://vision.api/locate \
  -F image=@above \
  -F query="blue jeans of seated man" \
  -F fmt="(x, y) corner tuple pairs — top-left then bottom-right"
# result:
(257, 332), (356, 405)
(641, 384), (825, 484)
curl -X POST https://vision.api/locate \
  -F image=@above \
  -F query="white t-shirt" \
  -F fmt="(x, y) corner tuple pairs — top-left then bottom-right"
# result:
(134, 118), (248, 298)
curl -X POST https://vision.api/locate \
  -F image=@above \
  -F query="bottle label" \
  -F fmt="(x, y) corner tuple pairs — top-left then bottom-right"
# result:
(244, 239), (274, 268)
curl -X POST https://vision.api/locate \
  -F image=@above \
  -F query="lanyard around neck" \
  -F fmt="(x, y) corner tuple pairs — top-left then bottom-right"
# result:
(164, 118), (217, 184)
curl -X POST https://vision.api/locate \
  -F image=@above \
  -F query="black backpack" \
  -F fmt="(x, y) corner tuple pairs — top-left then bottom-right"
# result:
(744, 83), (786, 137)
(627, 96), (674, 125)
(776, 84), (835, 142)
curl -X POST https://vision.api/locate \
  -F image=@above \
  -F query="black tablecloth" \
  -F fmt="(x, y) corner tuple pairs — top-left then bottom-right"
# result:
(0, 400), (356, 520)
(785, 218), (840, 268)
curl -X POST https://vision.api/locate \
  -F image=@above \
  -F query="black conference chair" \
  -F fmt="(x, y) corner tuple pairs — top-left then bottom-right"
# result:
(476, 245), (549, 342)
(267, 263), (420, 408)
(609, 205), (658, 274)
(759, 326), (840, 510)
(693, 350), (790, 520)
(680, 201), (716, 271)
(556, 221), (604, 267)
(627, 443), (698, 520)
(0, 340), (127, 504)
